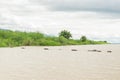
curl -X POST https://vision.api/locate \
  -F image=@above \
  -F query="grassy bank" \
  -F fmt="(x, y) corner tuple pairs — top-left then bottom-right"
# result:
(0, 29), (107, 47)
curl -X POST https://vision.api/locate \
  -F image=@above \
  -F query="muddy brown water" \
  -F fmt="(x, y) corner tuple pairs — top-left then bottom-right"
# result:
(0, 45), (120, 80)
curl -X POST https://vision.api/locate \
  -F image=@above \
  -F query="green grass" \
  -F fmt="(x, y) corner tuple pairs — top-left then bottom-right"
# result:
(0, 29), (107, 47)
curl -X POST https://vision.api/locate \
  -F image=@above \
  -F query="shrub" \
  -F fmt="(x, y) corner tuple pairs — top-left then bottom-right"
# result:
(59, 36), (68, 45)
(22, 37), (33, 46)
(38, 39), (60, 46)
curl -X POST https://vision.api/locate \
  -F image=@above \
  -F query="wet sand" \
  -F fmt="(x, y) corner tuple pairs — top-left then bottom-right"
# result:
(0, 44), (120, 80)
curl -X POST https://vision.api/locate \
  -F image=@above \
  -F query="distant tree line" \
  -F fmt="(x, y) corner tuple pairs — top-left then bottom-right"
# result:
(0, 29), (107, 47)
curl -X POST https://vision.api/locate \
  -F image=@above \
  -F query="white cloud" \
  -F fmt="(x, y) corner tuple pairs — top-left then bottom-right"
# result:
(0, 0), (120, 43)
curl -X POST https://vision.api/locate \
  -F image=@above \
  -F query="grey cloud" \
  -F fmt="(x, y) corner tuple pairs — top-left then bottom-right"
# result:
(31, 0), (120, 13)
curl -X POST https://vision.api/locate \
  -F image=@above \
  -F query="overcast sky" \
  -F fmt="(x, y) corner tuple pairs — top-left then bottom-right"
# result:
(0, 0), (120, 43)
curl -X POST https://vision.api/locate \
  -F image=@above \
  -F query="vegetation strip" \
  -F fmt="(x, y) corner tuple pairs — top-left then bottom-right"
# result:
(0, 29), (107, 47)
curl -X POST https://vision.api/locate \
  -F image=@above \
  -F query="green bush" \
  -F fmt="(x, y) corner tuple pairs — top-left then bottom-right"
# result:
(38, 39), (60, 46)
(59, 36), (68, 45)
(22, 37), (33, 46)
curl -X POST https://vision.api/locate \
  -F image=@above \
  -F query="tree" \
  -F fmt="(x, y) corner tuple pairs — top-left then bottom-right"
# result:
(80, 36), (87, 42)
(59, 30), (72, 39)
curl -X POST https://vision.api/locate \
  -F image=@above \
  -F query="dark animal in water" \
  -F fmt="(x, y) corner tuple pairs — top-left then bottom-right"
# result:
(21, 47), (25, 49)
(71, 49), (78, 51)
(88, 49), (102, 52)
(44, 48), (49, 50)
(107, 51), (112, 53)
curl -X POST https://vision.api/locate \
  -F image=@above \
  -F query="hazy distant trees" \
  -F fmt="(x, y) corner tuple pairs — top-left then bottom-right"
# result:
(59, 30), (72, 39)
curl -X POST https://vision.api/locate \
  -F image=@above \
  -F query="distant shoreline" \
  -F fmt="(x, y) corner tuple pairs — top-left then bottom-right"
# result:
(0, 29), (107, 47)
